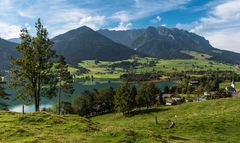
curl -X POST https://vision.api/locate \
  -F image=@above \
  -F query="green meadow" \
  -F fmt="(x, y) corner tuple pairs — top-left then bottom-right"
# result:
(1, 98), (240, 143)
(71, 56), (235, 79)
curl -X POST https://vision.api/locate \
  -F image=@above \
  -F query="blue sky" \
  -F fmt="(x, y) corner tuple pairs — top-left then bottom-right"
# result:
(0, 0), (240, 52)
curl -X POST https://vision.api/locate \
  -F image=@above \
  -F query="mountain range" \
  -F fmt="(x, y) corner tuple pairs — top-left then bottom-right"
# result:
(0, 38), (18, 70)
(99, 26), (240, 63)
(1, 26), (240, 70)
(52, 26), (138, 65)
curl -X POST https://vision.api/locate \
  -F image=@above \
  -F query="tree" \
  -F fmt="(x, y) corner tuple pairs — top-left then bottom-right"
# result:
(0, 77), (9, 110)
(11, 19), (57, 112)
(136, 83), (158, 108)
(72, 95), (88, 116)
(72, 90), (95, 116)
(130, 86), (137, 107)
(55, 56), (74, 115)
(164, 86), (169, 93)
(194, 85), (205, 102)
(114, 83), (134, 116)
(62, 101), (75, 114)
(96, 87), (115, 113)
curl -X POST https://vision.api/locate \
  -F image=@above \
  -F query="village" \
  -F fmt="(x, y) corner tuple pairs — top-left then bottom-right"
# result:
(163, 79), (239, 106)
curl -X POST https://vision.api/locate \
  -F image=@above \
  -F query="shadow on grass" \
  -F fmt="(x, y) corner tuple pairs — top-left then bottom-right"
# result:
(129, 107), (171, 117)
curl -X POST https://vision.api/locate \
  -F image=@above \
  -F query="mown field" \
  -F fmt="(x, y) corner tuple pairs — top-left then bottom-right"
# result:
(69, 57), (235, 79)
(1, 98), (240, 143)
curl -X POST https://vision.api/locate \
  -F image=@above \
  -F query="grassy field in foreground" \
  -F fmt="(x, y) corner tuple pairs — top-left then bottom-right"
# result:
(92, 98), (240, 143)
(1, 98), (240, 142)
(71, 56), (236, 79)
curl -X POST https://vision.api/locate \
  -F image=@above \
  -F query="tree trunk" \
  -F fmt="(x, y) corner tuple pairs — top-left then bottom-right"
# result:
(36, 75), (41, 112)
(58, 80), (61, 115)
(155, 116), (158, 124)
(22, 105), (25, 114)
(34, 85), (39, 112)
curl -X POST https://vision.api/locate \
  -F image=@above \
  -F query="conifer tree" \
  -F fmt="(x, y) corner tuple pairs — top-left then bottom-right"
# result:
(136, 83), (158, 108)
(11, 19), (57, 112)
(114, 83), (134, 116)
(55, 56), (74, 115)
(0, 77), (9, 110)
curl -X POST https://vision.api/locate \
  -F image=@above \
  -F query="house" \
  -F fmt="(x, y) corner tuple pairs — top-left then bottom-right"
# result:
(225, 80), (236, 93)
(203, 91), (218, 99)
(163, 94), (182, 105)
(193, 97), (207, 102)
(189, 80), (200, 86)
(0, 77), (6, 85)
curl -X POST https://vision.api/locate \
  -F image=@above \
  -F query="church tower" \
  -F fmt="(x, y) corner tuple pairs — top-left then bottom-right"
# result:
(231, 79), (235, 89)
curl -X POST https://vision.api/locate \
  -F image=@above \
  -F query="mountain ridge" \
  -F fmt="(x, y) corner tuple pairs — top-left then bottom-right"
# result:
(1, 25), (240, 70)
(0, 38), (18, 70)
(98, 26), (240, 64)
(52, 26), (139, 65)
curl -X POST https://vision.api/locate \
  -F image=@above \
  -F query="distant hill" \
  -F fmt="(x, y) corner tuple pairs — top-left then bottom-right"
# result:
(98, 29), (145, 48)
(53, 26), (139, 65)
(0, 38), (18, 70)
(1, 26), (240, 69)
(8, 38), (21, 44)
(98, 26), (240, 64)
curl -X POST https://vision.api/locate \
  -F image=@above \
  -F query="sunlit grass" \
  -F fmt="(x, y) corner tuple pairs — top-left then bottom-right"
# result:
(70, 57), (236, 79)
(1, 98), (240, 142)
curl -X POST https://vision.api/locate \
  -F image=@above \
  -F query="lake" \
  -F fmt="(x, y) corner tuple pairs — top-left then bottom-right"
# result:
(6, 80), (174, 112)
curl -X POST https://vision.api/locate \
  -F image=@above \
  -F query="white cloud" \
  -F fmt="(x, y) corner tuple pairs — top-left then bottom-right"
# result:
(18, 10), (35, 18)
(176, 0), (240, 53)
(0, 22), (21, 39)
(204, 28), (240, 52)
(6, 1), (107, 38)
(110, 22), (132, 31)
(51, 16), (106, 36)
(80, 16), (106, 30)
(112, 11), (130, 22)
(156, 16), (161, 22)
(0, 0), (192, 38)
(132, 0), (190, 19)
(112, 0), (190, 22)
(150, 16), (162, 24)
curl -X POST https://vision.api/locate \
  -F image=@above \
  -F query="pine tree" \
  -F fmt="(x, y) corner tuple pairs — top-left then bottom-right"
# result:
(114, 83), (134, 116)
(0, 77), (9, 110)
(136, 83), (158, 108)
(55, 56), (74, 115)
(11, 19), (57, 112)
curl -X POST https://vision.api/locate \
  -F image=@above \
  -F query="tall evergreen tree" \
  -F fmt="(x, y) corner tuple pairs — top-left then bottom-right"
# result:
(0, 77), (9, 110)
(11, 19), (57, 112)
(136, 83), (158, 108)
(55, 56), (74, 115)
(72, 90), (95, 116)
(114, 83), (134, 116)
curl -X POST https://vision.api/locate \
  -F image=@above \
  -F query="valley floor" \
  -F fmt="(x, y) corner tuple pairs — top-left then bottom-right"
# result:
(1, 98), (240, 143)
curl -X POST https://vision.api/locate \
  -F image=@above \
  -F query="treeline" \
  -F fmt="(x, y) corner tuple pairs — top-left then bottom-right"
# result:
(63, 82), (162, 117)
(120, 73), (162, 82)
(167, 70), (240, 81)
(164, 74), (233, 100)
(109, 60), (157, 70)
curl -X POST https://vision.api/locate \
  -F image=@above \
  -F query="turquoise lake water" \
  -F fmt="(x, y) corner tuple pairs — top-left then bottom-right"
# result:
(6, 80), (174, 112)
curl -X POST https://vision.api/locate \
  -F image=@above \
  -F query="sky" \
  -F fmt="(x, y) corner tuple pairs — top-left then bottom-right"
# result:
(0, 0), (240, 52)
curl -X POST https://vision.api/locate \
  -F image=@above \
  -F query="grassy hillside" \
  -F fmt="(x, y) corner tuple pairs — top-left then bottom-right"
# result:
(1, 98), (240, 142)
(0, 112), (100, 143)
(92, 98), (240, 143)
(72, 57), (235, 79)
